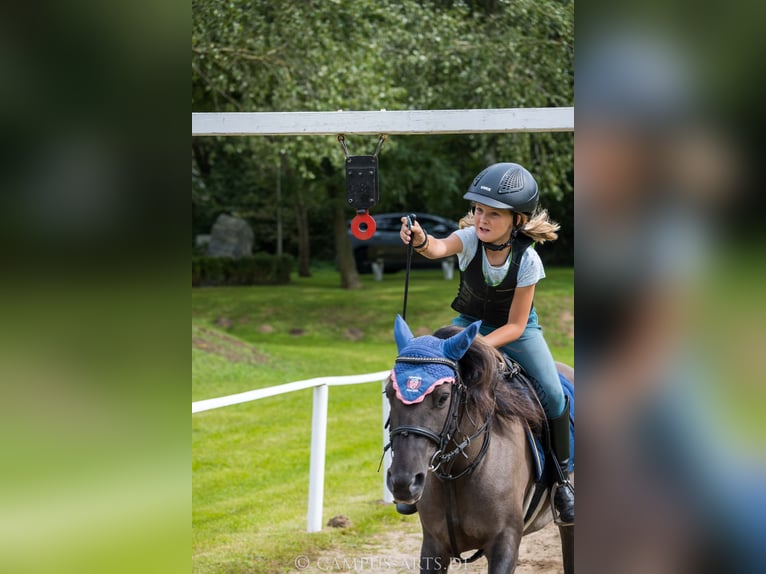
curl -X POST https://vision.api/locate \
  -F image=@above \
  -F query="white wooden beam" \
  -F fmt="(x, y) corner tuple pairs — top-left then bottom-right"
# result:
(191, 107), (573, 136)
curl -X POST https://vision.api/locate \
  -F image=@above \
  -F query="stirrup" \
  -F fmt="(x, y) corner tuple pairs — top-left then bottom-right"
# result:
(550, 481), (574, 526)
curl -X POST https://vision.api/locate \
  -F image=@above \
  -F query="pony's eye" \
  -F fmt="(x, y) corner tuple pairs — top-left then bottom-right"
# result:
(436, 392), (450, 408)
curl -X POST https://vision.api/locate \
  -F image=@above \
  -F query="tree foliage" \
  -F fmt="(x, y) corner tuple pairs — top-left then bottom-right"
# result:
(192, 0), (574, 280)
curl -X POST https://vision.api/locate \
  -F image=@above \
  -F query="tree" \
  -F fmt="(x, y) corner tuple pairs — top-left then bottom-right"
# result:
(193, 0), (406, 287)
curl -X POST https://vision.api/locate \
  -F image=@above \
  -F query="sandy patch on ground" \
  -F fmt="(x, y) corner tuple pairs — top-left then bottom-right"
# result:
(291, 521), (563, 573)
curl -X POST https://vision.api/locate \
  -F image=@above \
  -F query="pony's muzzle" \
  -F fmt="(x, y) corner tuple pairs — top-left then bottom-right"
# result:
(387, 469), (426, 504)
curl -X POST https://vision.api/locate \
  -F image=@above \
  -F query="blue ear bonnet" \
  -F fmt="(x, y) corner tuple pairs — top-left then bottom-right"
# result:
(392, 336), (457, 404)
(391, 315), (481, 405)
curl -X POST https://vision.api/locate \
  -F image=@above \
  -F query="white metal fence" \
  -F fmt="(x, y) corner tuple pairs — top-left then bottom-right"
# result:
(192, 371), (393, 533)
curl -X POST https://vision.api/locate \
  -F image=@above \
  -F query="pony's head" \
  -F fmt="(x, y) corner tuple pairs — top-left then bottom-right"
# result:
(385, 315), (481, 504)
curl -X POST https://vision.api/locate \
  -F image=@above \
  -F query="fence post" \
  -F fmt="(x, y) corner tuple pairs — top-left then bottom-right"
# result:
(382, 380), (394, 503)
(307, 384), (329, 532)
(441, 259), (455, 280)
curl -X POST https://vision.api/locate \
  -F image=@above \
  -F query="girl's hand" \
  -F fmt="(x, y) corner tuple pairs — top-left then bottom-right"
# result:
(400, 217), (426, 246)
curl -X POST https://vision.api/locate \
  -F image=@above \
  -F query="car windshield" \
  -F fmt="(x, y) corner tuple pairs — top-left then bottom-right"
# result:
(375, 217), (402, 232)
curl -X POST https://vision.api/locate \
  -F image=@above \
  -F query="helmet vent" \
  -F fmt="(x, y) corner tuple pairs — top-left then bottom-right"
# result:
(471, 167), (489, 188)
(499, 168), (524, 193)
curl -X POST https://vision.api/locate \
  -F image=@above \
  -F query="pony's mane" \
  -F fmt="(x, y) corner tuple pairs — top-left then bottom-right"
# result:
(433, 325), (545, 432)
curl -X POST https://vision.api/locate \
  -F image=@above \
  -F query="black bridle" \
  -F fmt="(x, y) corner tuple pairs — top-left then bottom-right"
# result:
(385, 356), (493, 481)
(385, 354), (492, 563)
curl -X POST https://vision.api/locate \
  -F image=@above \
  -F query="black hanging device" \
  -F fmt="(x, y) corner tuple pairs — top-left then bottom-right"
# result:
(339, 134), (386, 240)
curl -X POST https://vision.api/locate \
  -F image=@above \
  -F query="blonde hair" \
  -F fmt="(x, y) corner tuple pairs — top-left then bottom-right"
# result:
(459, 205), (560, 244)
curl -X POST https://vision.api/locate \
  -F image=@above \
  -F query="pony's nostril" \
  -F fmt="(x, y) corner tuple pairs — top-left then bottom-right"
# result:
(411, 472), (425, 492)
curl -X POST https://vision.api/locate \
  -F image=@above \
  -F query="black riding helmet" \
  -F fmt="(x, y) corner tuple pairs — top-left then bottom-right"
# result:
(464, 162), (539, 214)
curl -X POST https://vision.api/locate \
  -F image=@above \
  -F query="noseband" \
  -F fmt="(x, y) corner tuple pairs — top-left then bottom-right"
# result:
(386, 356), (492, 481)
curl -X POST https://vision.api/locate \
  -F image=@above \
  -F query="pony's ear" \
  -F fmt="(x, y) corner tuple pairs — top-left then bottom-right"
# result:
(443, 321), (482, 361)
(394, 314), (415, 352)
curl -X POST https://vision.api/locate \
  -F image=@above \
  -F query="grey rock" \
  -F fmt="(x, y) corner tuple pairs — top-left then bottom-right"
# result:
(207, 214), (253, 258)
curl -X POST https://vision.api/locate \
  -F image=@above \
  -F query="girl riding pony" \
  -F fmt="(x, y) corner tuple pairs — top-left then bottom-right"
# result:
(399, 162), (574, 525)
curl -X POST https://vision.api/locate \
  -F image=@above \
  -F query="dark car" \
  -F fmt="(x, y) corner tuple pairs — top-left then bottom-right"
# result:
(349, 212), (459, 273)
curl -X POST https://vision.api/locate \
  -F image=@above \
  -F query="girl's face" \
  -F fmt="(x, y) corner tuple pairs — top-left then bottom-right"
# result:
(473, 203), (513, 244)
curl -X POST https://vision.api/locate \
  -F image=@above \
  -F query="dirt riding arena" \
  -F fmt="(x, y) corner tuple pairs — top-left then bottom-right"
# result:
(292, 521), (562, 574)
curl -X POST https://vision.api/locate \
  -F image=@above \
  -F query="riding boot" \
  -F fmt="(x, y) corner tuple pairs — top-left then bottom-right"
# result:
(395, 502), (418, 515)
(549, 396), (574, 525)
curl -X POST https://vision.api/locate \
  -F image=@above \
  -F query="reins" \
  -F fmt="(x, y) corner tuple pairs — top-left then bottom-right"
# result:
(401, 214), (416, 320)
(391, 221), (487, 563)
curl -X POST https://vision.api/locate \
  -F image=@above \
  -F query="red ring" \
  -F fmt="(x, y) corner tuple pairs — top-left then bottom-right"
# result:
(351, 213), (376, 240)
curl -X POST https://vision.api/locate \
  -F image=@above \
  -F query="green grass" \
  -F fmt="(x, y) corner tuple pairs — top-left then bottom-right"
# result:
(192, 267), (573, 573)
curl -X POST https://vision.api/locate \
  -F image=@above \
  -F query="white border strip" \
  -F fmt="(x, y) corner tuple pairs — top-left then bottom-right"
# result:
(192, 107), (574, 136)
(192, 370), (391, 414)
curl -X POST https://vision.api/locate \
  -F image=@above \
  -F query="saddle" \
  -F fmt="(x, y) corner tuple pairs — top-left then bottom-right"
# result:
(501, 356), (575, 526)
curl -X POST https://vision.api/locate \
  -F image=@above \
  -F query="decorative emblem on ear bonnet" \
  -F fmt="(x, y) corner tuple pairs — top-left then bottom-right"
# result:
(391, 315), (481, 404)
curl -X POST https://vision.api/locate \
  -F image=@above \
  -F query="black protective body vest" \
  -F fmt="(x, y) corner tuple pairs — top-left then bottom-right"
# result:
(450, 231), (535, 328)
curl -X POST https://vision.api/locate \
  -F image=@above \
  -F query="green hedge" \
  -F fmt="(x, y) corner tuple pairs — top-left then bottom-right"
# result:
(192, 254), (293, 286)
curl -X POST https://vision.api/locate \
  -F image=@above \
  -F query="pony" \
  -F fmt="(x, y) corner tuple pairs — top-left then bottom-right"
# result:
(385, 316), (574, 573)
